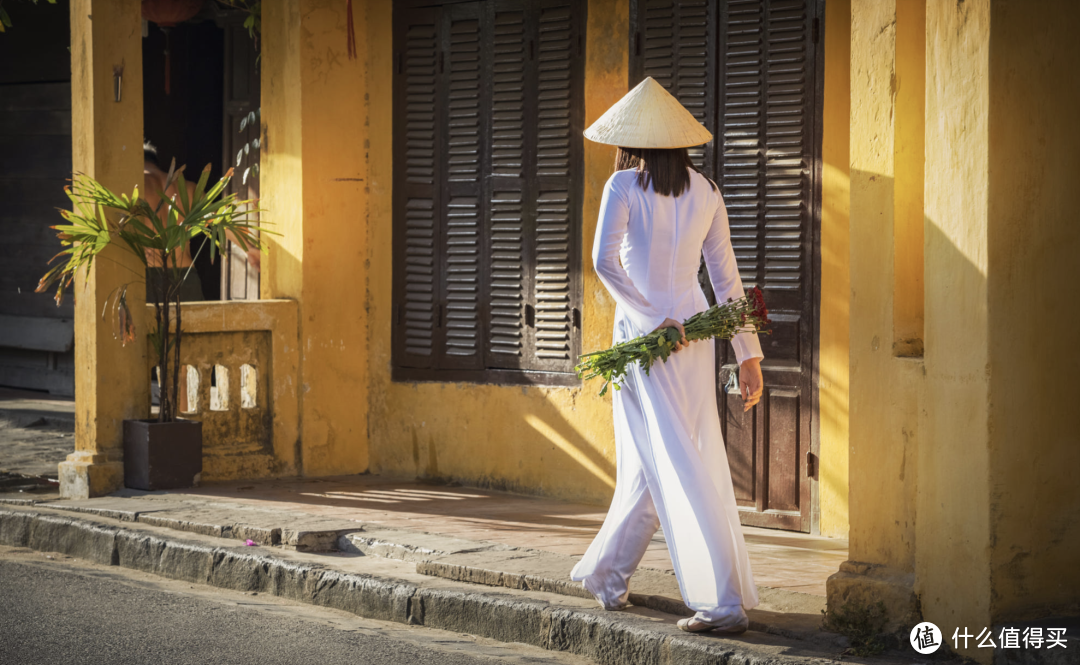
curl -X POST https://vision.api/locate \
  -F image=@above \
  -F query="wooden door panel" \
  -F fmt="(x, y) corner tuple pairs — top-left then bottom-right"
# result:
(725, 396), (756, 504)
(393, 8), (442, 368)
(764, 388), (800, 512)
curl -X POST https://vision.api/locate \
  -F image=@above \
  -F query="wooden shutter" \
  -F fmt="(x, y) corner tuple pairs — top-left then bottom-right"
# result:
(719, 0), (820, 533)
(486, 3), (529, 369)
(630, 0), (717, 175)
(394, 8), (441, 369)
(484, 0), (582, 375)
(441, 3), (485, 369)
(528, 1), (582, 372)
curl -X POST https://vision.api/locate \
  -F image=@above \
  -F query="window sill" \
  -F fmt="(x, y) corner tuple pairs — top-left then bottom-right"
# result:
(392, 366), (582, 388)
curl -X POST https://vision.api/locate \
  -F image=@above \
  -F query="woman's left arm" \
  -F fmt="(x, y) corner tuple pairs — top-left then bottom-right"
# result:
(702, 189), (764, 411)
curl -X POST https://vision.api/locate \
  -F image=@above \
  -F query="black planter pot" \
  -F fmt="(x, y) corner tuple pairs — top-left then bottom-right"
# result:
(123, 419), (203, 491)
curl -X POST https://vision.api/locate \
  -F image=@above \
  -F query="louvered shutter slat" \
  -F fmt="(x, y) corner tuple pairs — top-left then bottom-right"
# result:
(763, 0), (808, 295)
(488, 189), (525, 359)
(720, 0), (765, 288)
(395, 11), (441, 367)
(441, 6), (485, 368)
(536, 4), (572, 178)
(526, 0), (579, 370)
(491, 10), (527, 178)
(485, 5), (528, 367)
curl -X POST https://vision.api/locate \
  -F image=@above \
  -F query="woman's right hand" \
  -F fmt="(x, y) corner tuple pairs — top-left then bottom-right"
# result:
(652, 318), (689, 352)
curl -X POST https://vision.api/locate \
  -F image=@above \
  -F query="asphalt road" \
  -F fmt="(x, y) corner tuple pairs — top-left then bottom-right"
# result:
(0, 547), (590, 665)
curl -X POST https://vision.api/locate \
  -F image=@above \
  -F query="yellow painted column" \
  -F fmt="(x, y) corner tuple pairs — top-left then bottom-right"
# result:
(827, 0), (924, 630)
(917, 2), (992, 660)
(59, 0), (148, 498)
(261, 0), (370, 477)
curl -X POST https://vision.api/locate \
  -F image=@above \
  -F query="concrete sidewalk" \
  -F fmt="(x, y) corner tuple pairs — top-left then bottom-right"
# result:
(0, 487), (942, 665)
(0, 474), (933, 665)
(171, 475), (847, 597)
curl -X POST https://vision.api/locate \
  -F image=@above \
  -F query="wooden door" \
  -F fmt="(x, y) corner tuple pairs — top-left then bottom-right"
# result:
(631, 0), (822, 532)
(220, 19), (260, 300)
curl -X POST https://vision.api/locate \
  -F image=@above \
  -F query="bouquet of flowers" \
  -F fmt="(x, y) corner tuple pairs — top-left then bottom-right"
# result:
(576, 286), (771, 396)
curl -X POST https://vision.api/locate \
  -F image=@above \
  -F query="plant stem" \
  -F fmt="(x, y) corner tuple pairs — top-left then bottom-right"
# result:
(172, 270), (181, 424)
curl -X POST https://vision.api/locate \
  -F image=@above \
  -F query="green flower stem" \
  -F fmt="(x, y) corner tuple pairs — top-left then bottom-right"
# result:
(576, 292), (771, 396)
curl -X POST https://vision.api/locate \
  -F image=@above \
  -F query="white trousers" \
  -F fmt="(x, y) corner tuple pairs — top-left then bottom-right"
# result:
(570, 331), (759, 625)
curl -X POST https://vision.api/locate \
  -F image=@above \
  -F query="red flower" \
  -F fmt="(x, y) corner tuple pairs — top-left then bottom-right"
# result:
(747, 286), (770, 324)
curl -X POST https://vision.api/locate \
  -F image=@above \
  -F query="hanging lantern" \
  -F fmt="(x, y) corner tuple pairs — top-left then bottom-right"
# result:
(142, 0), (205, 95)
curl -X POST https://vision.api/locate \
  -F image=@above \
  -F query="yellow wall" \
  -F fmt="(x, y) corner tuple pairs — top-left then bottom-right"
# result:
(986, 0), (1080, 622)
(837, 3), (1079, 657)
(818, 0), (851, 539)
(262, 0), (370, 477)
(892, 0), (924, 357)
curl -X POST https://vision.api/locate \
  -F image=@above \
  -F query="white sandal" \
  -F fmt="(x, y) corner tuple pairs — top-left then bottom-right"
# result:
(677, 615), (749, 635)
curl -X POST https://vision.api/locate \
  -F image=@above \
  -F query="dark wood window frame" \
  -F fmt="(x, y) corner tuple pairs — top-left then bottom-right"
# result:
(392, 0), (586, 387)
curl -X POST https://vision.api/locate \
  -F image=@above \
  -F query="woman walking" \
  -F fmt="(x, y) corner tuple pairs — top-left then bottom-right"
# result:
(570, 78), (764, 635)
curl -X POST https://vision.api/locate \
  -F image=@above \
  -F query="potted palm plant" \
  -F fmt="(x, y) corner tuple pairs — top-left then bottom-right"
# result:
(38, 161), (264, 490)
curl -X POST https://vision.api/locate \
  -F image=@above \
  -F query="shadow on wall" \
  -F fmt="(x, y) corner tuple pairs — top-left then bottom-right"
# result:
(522, 409), (615, 489)
(397, 386), (617, 502)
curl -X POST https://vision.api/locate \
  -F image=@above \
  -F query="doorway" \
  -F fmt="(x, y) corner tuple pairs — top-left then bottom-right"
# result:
(143, 5), (260, 301)
(629, 0), (825, 532)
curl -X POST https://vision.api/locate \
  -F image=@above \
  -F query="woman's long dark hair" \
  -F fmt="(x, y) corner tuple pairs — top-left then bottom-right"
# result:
(615, 147), (717, 197)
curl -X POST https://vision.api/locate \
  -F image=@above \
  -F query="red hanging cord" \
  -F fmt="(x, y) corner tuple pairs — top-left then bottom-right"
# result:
(346, 0), (357, 60)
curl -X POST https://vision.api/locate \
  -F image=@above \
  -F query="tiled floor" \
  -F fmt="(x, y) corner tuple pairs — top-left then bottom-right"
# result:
(180, 475), (847, 596)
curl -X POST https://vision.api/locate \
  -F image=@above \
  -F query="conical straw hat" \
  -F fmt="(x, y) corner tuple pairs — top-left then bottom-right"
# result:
(583, 77), (713, 149)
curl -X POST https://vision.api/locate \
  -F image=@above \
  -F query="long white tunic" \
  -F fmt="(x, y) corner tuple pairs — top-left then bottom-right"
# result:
(571, 167), (763, 621)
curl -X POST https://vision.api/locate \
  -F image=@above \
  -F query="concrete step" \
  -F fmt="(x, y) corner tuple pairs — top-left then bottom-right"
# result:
(333, 517), (832, 645)
(17, 494), (365, 551)
(0, 503), (939, 665)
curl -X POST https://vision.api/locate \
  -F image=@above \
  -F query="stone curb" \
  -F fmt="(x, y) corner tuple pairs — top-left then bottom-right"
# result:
(1, 495), (843, 649)
(0, 506), (850, 665)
